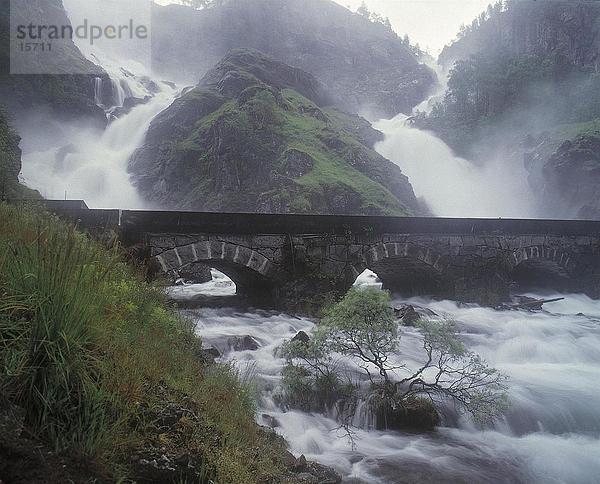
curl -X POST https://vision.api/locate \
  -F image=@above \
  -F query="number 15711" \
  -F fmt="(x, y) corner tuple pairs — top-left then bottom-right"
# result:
(18, 42), (52, 52)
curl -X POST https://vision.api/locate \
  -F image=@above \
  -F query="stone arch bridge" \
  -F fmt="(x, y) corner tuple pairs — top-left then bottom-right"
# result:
(45, 203), (600, 310)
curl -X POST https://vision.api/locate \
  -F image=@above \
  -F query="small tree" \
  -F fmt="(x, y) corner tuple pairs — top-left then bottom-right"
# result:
(356, 1), (371, 19)
(279, 333), (355, 411)
(284, 288), (509, 427)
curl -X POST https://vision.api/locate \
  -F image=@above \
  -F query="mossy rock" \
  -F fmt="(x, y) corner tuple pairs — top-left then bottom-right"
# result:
(130, 49), (420, 216)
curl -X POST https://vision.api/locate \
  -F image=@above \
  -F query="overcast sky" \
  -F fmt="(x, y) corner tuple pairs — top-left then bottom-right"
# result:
(155, 0), (492, 55)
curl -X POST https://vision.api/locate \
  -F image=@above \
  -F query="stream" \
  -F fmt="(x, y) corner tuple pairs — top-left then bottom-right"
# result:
(172, 273), (600, 484)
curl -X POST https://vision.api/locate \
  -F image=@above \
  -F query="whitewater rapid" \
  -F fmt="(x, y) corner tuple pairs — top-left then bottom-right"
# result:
(175, 274), (600, 483)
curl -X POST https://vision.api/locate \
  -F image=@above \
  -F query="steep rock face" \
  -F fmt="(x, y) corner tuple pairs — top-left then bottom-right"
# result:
(440, 1), (600, 69)
(0, 0), (106, 126)
(151, 0), (435, 117)
(526, 132), (600, 219)
(130, 50), (420, 215)
(0, 111), (39, 198)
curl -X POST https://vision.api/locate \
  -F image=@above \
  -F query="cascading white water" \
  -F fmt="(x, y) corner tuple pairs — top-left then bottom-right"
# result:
(374, 115), (538, 218)
(178, 280), (600, 483)
(372, 61), (539, 219)
(20, 84), (177, 208)
(17, 0), (180, 208)
(111, 78), (126, 108)
(93, 77), (103, 106)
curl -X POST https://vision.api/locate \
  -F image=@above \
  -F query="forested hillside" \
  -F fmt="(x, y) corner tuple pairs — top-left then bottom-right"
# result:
(415, 0), (600, 218)
(151, 0), (435, 117)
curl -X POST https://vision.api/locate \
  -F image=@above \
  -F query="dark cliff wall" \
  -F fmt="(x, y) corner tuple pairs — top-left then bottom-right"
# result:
(0, 0), (106, 126)
(151, 0), (435, 117)
(129, 50), (420, 216)
(440, 0), (600, 69)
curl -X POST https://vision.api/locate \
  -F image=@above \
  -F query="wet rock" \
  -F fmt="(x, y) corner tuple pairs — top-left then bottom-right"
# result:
(261, 413), (281, 428)
(197, 346), (221, 365)
(291, 457), (342, 484)
(291, 330), (310, 345)
(395, 304), (421, 326)
(374, 396), (440, 432)
(394, 304), (438, 326)
(178, 263), (212, 284)
(293, 455), (308, 473)
(305, 462), (342, 484)
(132, 449), (203, 483)
(279, 149), (316, 178)
(110, 96), (152, 118)
(229, 335), (260, 351)
(131, 383), (207, 483)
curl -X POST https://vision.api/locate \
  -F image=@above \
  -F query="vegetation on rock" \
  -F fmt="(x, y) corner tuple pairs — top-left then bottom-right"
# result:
(131, 49), (420, 215)
(0, 0), (106, 125)
(280, 288), (508, 432)
(414, 0), (600, 218)
(0, 111), (40, 200)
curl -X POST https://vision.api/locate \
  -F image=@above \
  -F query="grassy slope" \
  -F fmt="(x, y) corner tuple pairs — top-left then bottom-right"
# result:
(279, 89), (407, 215)
(173, 84), (409, 215)
(0, 204), (292, 483)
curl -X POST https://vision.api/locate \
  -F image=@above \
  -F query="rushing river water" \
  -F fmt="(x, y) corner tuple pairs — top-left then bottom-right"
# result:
(172, 272), (600, 484)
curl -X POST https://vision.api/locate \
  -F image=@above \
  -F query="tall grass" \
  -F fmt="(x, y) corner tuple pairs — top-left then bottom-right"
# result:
(0, 204), (291, 482)
(0, 221), (114, 452)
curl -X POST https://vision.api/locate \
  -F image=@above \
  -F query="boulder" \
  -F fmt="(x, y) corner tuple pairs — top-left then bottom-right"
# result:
(374, 396), (440, 432)
(290, 454), (342, 484)
(196, 346), (221, 365)
(261, 413), (281, 429)
(229, 335), (260, 351)
(291, 331), (310, 345)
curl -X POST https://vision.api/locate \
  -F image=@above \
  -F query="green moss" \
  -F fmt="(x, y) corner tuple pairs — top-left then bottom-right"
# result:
(549, 119), (600, 144)
(133, 52), (417, 215)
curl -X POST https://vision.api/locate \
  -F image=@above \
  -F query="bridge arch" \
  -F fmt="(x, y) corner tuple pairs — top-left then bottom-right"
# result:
(353, 242), (451, 296)
(507, 245), (579, 292)
(154, 241), (278, 297)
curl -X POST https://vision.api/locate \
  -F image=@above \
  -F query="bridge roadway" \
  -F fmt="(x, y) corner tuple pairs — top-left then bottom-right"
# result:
(42, 201), (600, 310)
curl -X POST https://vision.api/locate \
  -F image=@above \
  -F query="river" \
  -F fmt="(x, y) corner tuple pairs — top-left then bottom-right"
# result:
(170, 272), (600, 484)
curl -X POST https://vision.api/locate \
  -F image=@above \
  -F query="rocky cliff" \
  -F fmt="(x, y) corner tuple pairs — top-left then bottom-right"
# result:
(130, 50), (420, 215)
(419, 0), (600, 218)
(439, 0), (600, 70)
(151, 0), (435, 118)
(525, 127), (600, 219)
(0, 0), (106, 126)
(0, 111), (39, 199)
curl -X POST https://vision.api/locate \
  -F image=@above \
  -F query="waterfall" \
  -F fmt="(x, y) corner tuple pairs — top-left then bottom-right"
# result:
(372, 62), (539, 219)
(374, 115), (538, 218)
(93, 77), (103, 106)
(19, 84), (177, 209)
(16, 0), (182, 209)
(111, 78), (126, 108)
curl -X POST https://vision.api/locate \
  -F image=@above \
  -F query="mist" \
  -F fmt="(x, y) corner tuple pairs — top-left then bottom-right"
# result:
(18, 87), (176, 208)
(374, 115), (538, 218)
